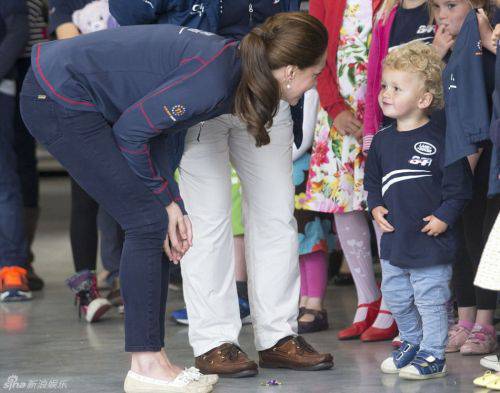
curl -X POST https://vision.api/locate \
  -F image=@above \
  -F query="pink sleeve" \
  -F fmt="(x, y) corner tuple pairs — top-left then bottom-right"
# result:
(363, 20), (383, 153)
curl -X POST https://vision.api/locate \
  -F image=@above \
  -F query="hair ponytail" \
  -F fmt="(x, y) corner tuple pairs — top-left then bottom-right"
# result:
(234, 28), (280, 147)
(234, 12), (328, 147)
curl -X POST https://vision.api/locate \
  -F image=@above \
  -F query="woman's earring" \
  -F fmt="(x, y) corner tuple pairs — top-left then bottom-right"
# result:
(286, 82), (291, 89)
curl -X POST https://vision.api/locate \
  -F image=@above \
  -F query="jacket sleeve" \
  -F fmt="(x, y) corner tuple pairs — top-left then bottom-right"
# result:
(112, 60), (226, 211)
(309, 0), (348, 121)
(457, 15), (491, 144)
(362, 19), (383, 153)
(0, 1), (29, 80)
(364, 135), (385, 211)
(109, 0), (164, 26)
(433, 157), (473, 227)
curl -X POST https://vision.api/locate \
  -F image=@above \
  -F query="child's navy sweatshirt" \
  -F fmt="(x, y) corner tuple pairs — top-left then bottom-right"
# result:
(365, 121), (473, 268)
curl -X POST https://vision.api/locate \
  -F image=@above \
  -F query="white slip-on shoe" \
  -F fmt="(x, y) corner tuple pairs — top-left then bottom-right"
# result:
(481, 354), (500, 372)
(123, 370), (213, 393)
(184, 367), (219, 386)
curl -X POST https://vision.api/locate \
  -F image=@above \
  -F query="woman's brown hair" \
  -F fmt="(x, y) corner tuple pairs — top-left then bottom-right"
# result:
(234, 12), (328, 147)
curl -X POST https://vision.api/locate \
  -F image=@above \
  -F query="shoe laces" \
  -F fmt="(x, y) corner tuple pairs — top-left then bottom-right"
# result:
(219, 344), (243, 361)
(291, 336), (316, 355)
(449, 324), (468, 337)
(468, 329), (491, 344)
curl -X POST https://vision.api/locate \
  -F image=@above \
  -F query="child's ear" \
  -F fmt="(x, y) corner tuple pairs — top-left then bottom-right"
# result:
(418, 92), (434, 110)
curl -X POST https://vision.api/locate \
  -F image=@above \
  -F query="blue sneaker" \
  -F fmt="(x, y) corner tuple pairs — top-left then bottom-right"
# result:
(399, 350), (447, 380)
(380, 341), (419, 374)
(171, 308), (189, 325)
(171, 297), (252, 326)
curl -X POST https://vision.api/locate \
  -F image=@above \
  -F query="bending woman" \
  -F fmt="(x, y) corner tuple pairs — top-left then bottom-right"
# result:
(21, 12), (330, 393)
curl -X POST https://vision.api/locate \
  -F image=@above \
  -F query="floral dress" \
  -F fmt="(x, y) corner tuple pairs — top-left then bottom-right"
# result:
(300, 0), (372, 214)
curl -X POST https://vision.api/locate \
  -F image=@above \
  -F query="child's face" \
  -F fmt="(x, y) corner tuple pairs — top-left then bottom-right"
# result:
(432, 0), (472, 37)
(379, 68), (430, 121)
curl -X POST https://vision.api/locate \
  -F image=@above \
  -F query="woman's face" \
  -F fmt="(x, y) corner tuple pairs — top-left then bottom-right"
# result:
(432, 0), (472, 37)
(280, 52), (327, 106)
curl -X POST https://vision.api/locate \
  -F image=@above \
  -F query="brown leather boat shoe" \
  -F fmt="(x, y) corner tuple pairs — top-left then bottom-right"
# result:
(259, 335), (333, 371)
(195, 343), (258, 378)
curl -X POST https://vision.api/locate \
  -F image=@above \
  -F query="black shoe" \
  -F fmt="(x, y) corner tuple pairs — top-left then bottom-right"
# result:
(27, 265), (44, 291)
(331, 273), (354, 286)
(298, 309), (329, 334)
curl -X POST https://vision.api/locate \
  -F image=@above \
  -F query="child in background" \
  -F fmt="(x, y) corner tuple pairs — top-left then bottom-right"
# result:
(364, 0), (442, 155)
(365, 42), (472, 379)
(432, 0), (500, 356)
(305, 0), (399, 343)
(294, 88), (339, 333)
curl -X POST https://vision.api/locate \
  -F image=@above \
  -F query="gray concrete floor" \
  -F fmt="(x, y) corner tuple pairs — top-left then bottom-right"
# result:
(0, 177), (492, 393)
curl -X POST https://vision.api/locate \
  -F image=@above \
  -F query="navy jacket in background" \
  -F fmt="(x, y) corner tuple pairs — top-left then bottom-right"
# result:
(489, 39), (500, 196)
(0, 0), (29, 81)
(365, 122), (472, 268)
(443, 10), (491, 166)
(32, 25), (241, 211)
(109, 0), (301, 40)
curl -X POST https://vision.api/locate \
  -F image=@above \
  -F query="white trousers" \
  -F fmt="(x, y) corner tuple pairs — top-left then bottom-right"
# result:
(178, 101), (300, 356)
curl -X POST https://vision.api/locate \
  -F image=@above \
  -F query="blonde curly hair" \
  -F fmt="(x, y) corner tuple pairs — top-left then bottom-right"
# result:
(383, 41), (445, 112)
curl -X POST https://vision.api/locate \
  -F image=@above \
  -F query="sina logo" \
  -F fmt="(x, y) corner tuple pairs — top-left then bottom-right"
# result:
(414, 142), (437, 156)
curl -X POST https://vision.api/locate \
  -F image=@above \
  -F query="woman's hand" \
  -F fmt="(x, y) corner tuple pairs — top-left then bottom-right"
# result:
(432, 25), (455, 59)
(164, 202), (193, 263)
(333, 110), (362, 136)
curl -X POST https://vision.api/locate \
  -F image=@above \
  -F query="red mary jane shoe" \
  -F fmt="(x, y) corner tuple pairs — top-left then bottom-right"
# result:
(360, 317), (398, 342)
(337, 298), (381, 340)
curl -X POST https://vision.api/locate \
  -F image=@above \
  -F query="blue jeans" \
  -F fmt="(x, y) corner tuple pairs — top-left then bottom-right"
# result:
(381, 259), (452, 359)
(21, 68), (170, 351)
(0, 91), (28, 268)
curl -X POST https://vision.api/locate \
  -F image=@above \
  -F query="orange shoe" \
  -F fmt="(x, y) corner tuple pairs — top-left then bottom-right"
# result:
(0, 266), (33, 302)
(337, 298), (381, 340)
(360, 317), (398, 342)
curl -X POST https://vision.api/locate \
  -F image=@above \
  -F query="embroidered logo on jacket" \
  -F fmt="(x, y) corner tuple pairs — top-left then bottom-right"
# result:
(414, 142), (437, 156)
(163, 105), (187, 122)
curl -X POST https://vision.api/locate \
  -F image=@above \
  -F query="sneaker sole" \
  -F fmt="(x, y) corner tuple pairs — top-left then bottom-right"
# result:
(217, 369), (258, 379)
(0, 290), (33, 302)
(86, 299), (112, 323)
(380, 365), (400, 374)
(480, 358), (500, 372)
(173, 318), (189, 325)
(399, 370), (447, 380)
(461, 346), (498, 356)
(259, 361), (333, 371)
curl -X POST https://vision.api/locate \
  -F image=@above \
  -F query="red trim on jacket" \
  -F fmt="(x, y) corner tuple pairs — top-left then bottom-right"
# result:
(35, 45), (96, 108)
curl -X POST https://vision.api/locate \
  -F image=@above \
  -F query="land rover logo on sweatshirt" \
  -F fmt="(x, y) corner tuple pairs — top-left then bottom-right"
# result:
(414, 142), (437, 156)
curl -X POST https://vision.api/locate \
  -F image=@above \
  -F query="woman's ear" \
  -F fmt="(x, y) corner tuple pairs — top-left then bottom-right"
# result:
(285, 65), (297, 82)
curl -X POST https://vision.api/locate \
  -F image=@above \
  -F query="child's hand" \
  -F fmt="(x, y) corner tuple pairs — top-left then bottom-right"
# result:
(477, 9), (495, 53)
(491, 24), (500, 52)
(333, 110), (362, 136)
(421, 215), (448, 236)
(372, 206), (395, 233)
(432, 25), (455, 58)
